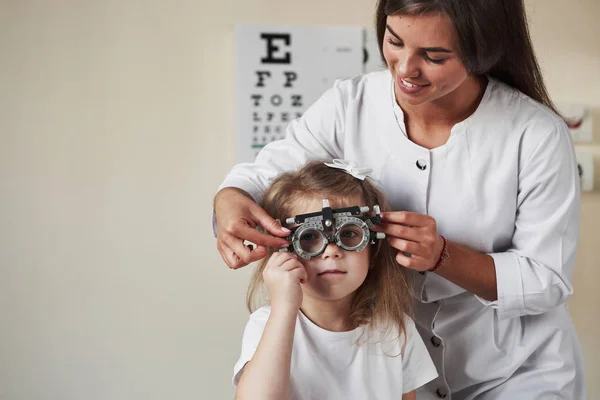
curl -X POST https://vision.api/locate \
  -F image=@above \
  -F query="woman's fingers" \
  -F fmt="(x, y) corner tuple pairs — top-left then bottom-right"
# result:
(252, 205), (292, 237)
(372, 222), (423, 242)
(217, 221), (286, 269)
(387, 236), (425, 255)
(217, 241), (245, 269)
(376, 223), (438, 252)
(237, 224), (289, 248)
(370, 211), (441, 270)
(220, 232), (268, 269)
(220, 202), (289, 248)
(380, 211), (436, 227)
(214, 187), (289, 268)
(387, 236), (443, 271)
(394, 251), (429, 271)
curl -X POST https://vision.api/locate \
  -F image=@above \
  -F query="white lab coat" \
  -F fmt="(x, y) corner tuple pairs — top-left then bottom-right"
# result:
(218, 70), (585, 399)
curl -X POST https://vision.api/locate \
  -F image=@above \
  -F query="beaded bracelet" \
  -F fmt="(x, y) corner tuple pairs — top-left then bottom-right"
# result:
(428, 235), (449, 273)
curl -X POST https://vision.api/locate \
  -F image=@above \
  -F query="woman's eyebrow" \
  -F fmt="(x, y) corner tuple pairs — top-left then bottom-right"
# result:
(385, 24), (453, 53)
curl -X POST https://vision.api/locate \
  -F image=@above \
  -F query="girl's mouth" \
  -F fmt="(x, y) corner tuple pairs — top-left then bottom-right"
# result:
(318, 269), (346, 276)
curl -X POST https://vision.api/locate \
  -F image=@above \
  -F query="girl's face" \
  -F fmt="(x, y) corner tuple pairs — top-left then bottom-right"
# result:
(289, 196), (371, 303)
(382, 13), (471, 107)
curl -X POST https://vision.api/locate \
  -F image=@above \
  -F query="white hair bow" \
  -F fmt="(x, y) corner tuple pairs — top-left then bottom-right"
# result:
(324, 159), (373, 181)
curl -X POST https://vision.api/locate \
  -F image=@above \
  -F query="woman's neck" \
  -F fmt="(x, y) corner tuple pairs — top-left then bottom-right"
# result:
(300, 295), (355, 332)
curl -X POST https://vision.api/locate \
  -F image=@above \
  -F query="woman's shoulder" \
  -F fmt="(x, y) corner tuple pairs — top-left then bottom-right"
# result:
(485, 78), (565, 130)
(472, 78), (570, 151)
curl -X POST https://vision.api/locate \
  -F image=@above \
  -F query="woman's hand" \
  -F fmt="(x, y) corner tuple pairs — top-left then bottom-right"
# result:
(371, 211), (444, 271)
(214, 187), (290, 269)
(263, 252), (307, 312)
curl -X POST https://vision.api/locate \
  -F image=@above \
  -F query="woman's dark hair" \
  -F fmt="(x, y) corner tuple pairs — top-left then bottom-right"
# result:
(375, 0), (560, 115)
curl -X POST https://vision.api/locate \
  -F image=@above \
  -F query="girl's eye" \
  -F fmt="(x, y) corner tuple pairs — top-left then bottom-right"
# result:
(301, 234), (316, 241)
(341, 230), (357, 238)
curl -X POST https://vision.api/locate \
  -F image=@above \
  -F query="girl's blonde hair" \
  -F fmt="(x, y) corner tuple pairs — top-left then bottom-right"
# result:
(247, 160), (414, 348)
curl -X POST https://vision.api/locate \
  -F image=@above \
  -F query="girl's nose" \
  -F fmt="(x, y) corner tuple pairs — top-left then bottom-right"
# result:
(321, 243), (343, 259)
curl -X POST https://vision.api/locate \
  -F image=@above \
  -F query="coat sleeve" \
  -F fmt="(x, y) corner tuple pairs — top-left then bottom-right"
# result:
(477, 120), (581, 320)
(217, 80), (349, 204)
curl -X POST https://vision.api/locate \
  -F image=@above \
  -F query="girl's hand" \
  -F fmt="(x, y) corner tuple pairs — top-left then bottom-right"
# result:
(262, 252), (307, 312)
(371, 211), (444, 271)
(214, 188), (290, 269)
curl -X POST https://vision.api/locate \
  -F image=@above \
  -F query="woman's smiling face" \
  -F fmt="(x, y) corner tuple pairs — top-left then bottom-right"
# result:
(382, 12), (471, 107)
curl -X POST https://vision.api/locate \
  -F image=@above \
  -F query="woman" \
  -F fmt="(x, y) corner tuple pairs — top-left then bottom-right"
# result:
(214, 0), (585, 398)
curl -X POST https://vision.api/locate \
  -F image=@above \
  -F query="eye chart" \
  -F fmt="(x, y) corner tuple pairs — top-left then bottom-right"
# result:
(235, 25), (363, 162)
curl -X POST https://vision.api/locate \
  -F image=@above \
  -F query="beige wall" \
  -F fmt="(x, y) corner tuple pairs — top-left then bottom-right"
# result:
(0, 1), (597, 399)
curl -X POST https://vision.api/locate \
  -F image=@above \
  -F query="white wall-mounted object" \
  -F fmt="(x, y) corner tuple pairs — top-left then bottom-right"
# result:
(363, 29), (386, 74)
(557, 103), (593, 143)
(576, 151), (594, 192)
(235, 24), (363, 162)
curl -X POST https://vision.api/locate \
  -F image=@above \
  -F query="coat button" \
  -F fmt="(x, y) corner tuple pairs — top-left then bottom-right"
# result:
(431, 336), (441, 347)
(416, 159), (427, 170)
(436, 388), (448, 398)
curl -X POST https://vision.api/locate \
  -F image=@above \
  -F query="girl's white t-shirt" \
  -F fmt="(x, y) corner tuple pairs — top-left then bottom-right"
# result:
(233, 306), (438, 399)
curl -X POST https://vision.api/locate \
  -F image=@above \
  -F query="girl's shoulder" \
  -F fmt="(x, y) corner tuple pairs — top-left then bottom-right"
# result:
(248, 305), (272, 322)
(367, 314), (419, 346)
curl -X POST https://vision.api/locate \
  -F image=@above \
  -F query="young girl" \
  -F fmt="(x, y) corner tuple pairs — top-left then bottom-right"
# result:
(232, 160), (438, 400)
